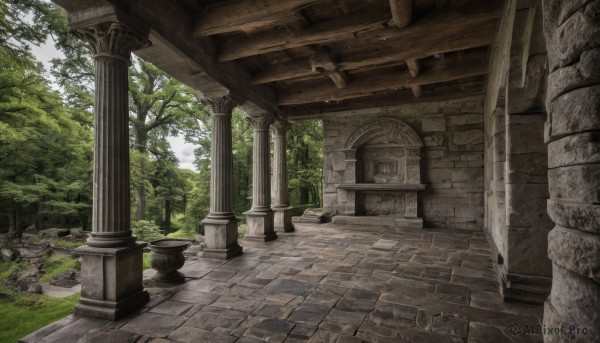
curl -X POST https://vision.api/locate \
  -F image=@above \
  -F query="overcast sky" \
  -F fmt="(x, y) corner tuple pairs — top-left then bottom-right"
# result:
(30, 38), (199, 171)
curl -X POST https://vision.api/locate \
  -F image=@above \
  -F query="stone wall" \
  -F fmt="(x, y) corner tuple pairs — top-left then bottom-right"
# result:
(323, 95), (485, 230)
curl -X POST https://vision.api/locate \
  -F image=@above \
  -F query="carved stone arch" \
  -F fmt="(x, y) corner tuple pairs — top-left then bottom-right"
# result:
(344, 117), (424, 149)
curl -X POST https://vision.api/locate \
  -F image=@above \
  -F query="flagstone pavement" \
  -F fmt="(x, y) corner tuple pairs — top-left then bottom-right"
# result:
(20, 223), (544, 343)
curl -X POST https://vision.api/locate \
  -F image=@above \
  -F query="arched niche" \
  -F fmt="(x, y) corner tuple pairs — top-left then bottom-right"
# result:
(343, 118), (423, 185)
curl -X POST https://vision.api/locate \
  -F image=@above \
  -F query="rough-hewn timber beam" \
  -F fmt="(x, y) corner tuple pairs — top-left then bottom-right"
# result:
(193, 0), (323, 36)
(278, 57), (488, 105)
(220, 1), (501, 62)
(389, 0), (413, 28)
(89, 0), (284, 117)
(252, 21), (497, 84)
(286, 83), (485, 120)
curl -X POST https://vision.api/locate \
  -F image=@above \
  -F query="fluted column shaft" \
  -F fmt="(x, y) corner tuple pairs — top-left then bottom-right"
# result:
(250, 115), (273, 212)
(272, 121), (290, 208)
(204, 97), (238, 219)
(74, 22), (149, 248)
(542, 1), (600, 340)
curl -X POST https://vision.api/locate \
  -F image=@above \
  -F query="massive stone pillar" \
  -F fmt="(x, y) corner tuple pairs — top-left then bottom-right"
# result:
(201, 96), (243, 259)
(271, 120), (294, 232)
(542, 1), (600, 340)
(71, 21), (150, 320)
(244, 114), (277, 242)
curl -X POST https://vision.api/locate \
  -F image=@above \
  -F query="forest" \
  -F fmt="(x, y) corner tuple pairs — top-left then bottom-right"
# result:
(0, 0), (323, 239)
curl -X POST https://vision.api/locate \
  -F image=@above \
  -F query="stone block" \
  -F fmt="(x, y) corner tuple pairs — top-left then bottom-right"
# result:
(423, 135), (445, 147)
(422, 118), (446, 132)
(548, 131), (600, 169)
(273, 207), (294, 232)
(245, 211), (276, 242)
(426, 168), (452, 183)
(548, 225), (600, 282)
(424, 148), (447, 159)
(452, 168), (483, 182)
(506, 184), (552, 230)
(505, 226), (551, 276)
(447, 115), (468, 126)
(506, 114), (546, 155)
(331, 151), (346, 171)
(549, 164), (600, 203)
(548, 85), (600, 139)
(506, 152), (548, 184)
(202, 218), (242, 259)
(74, 243), (149, 320)
(547, 48), (600, 102)
(547, 200), (600, 235)
(453, 129), (484, 145)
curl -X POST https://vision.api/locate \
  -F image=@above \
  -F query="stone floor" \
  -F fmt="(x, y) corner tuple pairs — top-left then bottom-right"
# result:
(20, 223), (544, 343)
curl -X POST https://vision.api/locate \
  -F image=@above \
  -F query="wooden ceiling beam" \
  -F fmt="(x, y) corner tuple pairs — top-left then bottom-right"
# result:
(286, 83), (485, 120)
(389, 0), (413, 28)
(405, 58), (422, 98)
(220, 1), (501, 62)
(193, 0), (323, 36)
(219, 7), (390, 61)
(277, 54), (488, 105)
(252, 21), (497, 84)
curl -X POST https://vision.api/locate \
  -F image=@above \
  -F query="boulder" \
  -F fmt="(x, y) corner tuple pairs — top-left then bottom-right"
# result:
(16, 275), (42, 294)
(294, 208), (325, 223)
(39, 228), (70, 238)
(69, 228), (88, 238)
(1, 248), (16, 261)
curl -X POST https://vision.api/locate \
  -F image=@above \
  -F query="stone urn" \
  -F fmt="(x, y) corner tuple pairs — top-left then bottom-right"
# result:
(148, 239), (191, 283)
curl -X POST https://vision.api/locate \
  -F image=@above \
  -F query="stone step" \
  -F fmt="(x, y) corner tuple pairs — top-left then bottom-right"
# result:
(332, 215), (423, 229)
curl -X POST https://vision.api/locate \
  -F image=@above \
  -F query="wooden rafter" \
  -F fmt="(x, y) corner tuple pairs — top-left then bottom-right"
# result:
(219, 1), (501, 62)
(252, 21), (497, 84)
(278, 55), (488, 105)
(193, 0), (323, 36)
(389, 0), (413, 28)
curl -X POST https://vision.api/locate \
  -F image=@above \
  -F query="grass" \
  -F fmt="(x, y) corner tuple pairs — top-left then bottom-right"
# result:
(0, 260), (28, 279)
(0, 285), (79, 343)
(51, 238), (86, 249)
(143, 252), (152, 270)
(238, 224), (248, 238)
(166, 229), (195, 240)
(39, 256), (79, 284)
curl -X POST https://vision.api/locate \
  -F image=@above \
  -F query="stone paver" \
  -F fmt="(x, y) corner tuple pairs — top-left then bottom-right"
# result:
(20, 223), (544, 343)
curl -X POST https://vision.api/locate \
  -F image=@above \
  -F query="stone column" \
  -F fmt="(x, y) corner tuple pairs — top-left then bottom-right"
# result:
(201, 96), (243, 259)
(271, 120), (294, 232)
(244, 114), (277, 242)
(542, 1), (600, 340)
(71, 21), (150, 320)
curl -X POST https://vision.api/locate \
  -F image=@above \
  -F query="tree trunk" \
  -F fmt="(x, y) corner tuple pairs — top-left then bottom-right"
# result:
(164, 199), (171, 235)
(135, 126), (148, 221)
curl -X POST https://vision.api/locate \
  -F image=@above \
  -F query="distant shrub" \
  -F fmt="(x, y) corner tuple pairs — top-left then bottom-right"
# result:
(132, 220), (164, 243)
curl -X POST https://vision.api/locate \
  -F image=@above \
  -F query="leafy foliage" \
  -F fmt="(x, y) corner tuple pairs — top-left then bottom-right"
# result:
(131, 220), (164, 243)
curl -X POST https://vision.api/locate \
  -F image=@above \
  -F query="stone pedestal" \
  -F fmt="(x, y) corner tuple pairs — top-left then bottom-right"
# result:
(273, 206), (294, 232)
(244, 211), (277, 242)
(74, 243), (149, 320)
(202, 218), (243, 259)
(271, 121), (294, 232)
(201, 96), (243, 260)
(244, 114), (277, 242)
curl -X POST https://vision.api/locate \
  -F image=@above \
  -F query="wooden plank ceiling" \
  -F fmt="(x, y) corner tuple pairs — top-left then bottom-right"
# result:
(179, 0), (502, 119)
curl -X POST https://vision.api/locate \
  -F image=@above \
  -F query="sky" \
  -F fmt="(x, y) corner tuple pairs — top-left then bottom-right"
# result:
(30, 38), (199, 171)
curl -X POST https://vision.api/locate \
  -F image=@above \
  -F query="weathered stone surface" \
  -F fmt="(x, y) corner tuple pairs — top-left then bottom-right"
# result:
(184, 306), (247, 331)
(451, 168), (483, 182)
(548, 225), (600, 282)
(121, 312), (187, 337)
(548, 131), (600, 169)
(548, 164), (600, 203)
(545, 1), (600, 70)
(505, 184), (552, 230)
(548, 263), (600, 331)
(547, 85), (600, 139)
(453, 129), (484, 146)
(422, 118), (446, 132)
(547, 200), (600, 235)
(547, 48), (600, 101)
(168, 326), (237, 343)
(505, 226), (551, 276)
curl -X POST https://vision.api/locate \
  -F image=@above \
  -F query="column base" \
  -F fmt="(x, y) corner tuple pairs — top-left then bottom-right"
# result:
(201, 217), (243, 260)
(74, 243), (149, 321)
(244, 210), (277, 242)
(273, 206), (294, 232)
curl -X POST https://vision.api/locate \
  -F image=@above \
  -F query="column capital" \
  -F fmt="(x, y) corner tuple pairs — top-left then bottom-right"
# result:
(247, 113), (274, 131)
(201, 95), (242, 115)
(271, 120), (291, 136)
(72, 22), (150, 62)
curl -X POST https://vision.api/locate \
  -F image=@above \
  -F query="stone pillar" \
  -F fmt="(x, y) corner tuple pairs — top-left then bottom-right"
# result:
(71, 21), (150, 320)
(244, 114), (277, 242)
(201, 96), (243, 259)
(271, 120), (294, 232)
(542, 1), (600, 340)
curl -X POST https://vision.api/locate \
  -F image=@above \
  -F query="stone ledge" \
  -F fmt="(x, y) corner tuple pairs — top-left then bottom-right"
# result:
(332, 215), (423, 229)
(336, 183), (427, 191)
